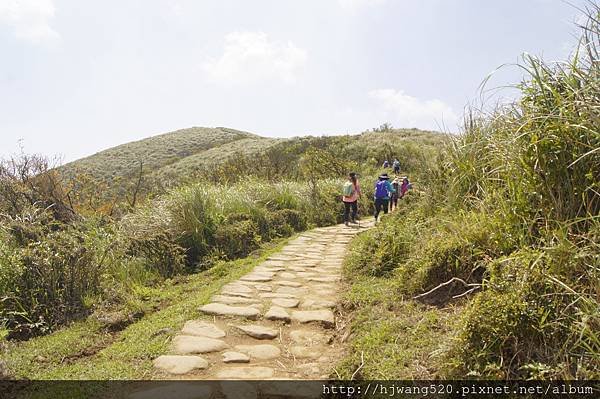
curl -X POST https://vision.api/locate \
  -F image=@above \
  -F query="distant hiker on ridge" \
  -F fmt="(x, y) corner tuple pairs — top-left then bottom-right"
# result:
(373, 173), (395, 224)
(382, 160), (390, 168)
(342, 172), (361, 226)
(392, 158), (400, 174)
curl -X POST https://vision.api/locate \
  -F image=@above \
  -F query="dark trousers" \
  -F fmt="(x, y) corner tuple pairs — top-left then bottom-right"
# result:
(374, 198), (389, 220)
(343, 201), (358, 222)
(390, 196), (398, 211)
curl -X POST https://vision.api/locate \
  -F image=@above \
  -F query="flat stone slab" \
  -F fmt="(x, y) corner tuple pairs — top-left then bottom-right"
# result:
(253, 283), (272, 292)
(212, 295), (259, 305)
(153, 355), (208, 374)
(308, 276), (340, 283)
(264, 306), (291, 322)
(300, 299), (336, 309)
(291, 310), (335, 328)
(295, 272), (317, 278)
(276, 286), (308, 295)
(268, 255), (295, 261)
(279, 272), (296, 279)
(288, 266), (307, 272)
(235, 344), (281, 360)
(263, 267), (285, 271)
(261, 260), (286, 266)
(221, 290), (254, 298)
(274, 280), (302, 287)
(240, 274), (272, 282)
(289, 330), (328, 345)
(181, 320), (226, 338)
(259, 293), (297, 299)
(222, 351), (250, 363)
(290, 346), (322, 359)
(173, 335), (228, 354)
(272, 298), (300, 308)
(234, 324), (279, 339)
(223, 283), (253, 293)
(216, 366), (275, 379)
(199, 303), (260, 320)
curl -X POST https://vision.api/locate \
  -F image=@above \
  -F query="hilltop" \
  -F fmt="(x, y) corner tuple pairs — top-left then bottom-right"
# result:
(59, 126), (281, 185)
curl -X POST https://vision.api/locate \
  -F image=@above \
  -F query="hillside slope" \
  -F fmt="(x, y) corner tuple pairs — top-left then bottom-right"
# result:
(60, 126), (276, 184)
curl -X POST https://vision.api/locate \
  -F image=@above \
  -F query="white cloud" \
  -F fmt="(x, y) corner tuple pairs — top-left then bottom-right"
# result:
(338, 0), (387, 12)
(0, 0), (59, 44)
(202, 31), (307, 86)
(368, 89), (459, 131)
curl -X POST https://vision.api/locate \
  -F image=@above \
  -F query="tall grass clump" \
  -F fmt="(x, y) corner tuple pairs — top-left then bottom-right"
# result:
(122, 177), (351, 271)
(433, 5), (600, 378)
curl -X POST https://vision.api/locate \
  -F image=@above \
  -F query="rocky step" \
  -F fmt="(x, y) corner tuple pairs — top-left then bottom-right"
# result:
(153, 355), (208, 375)
(233, 324), (279, 339)
(199, 303), (260, 320)
(173, 335), (228, 354)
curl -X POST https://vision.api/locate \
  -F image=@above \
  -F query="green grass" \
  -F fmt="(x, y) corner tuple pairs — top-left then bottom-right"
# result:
(336, 273), (460, 380)
(2, 237), (289, 383)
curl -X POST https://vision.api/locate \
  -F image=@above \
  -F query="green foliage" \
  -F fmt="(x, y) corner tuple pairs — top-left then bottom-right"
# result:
(3, 228), (100, 338)
(215, 219), (261, 259)
(342, 6), (600, 380)
(122, 178), (350, 271)
(127, 233), (186, 278)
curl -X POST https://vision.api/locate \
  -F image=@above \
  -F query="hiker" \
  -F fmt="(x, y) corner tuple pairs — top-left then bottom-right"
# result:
(390, 176), (400, 211)
(399, 176), (410, 199)
(382, 160), (389, 168)
(342, 172), (361, 226)
(373, 173), (395, 223)
(392, 158), (400, 174)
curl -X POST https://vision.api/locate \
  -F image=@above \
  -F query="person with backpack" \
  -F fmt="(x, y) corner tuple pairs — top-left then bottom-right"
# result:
(390, 176), (400, 211)
(342, 172), (361, 226)
(382, 160), (390, 168)
(392, 158), (400, 174)
(373, 173), (395, 223)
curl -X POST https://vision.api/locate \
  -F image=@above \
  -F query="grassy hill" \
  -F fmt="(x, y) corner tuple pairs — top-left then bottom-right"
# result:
(59, 126), (279, 185)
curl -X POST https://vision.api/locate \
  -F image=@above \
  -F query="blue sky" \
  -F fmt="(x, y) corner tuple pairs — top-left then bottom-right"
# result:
(0, 0), (589, 162)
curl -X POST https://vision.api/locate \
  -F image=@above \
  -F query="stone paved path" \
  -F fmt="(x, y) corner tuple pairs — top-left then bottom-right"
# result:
(152, 221), (372, 381)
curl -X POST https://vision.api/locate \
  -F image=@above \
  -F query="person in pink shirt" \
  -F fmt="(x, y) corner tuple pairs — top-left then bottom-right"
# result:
(400, 176), (410, 198)
(342, 172), (361, 226)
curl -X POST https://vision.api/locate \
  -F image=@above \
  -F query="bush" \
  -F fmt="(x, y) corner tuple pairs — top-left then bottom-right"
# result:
(127, 233), (185, 277)
(2, 228), (100, 338)
(214, 219), (261, 259)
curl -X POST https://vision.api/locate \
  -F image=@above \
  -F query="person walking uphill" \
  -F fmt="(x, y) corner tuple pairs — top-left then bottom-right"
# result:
(342, 172), (361, 226)
(392, 158), (400, 174)
(390, 176), (400, 212)
(373, 173), (395, 223)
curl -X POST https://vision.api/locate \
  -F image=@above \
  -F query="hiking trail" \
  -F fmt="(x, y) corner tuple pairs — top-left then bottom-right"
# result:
(151, 221), (373, 381)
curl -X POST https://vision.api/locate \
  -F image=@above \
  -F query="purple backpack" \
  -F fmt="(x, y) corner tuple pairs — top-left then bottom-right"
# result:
(375, 180), (389, 199)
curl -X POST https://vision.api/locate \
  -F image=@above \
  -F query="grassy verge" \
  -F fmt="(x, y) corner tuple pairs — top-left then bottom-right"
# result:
(336, 204), (461, 380)
(2, 237), (289, 382)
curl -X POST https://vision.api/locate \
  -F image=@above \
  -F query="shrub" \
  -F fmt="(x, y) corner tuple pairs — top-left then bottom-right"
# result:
(2, 228), (100, 338)
(214, 219), (261, 259)
(127, 233), (185, 277)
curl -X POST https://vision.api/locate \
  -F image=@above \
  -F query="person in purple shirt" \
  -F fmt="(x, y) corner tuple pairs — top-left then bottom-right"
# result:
(373, 173), (396, 223)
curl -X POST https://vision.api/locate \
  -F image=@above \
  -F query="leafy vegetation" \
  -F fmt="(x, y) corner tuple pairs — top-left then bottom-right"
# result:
(339, 5), (599, 380)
